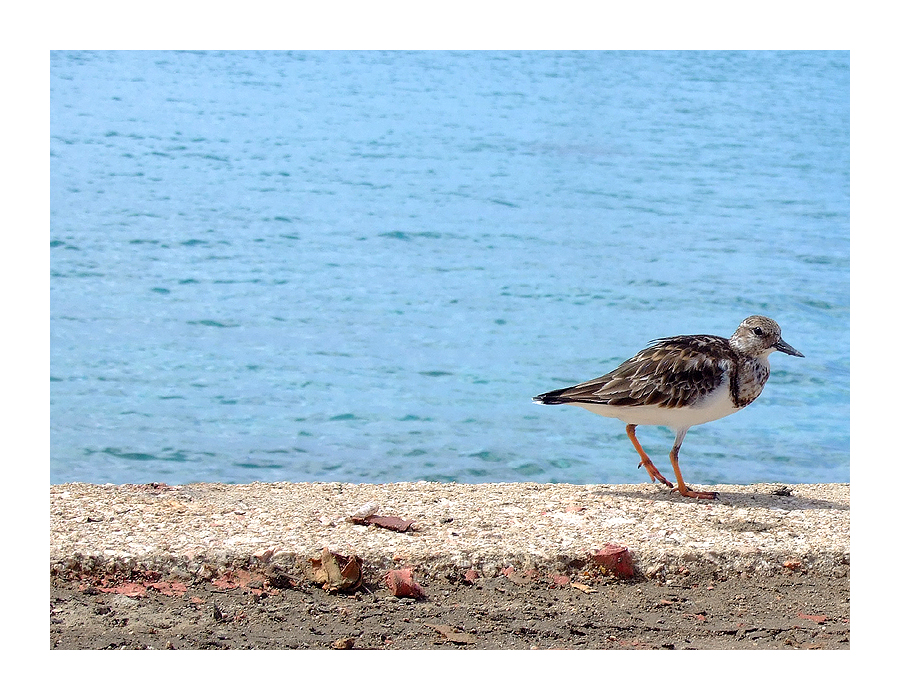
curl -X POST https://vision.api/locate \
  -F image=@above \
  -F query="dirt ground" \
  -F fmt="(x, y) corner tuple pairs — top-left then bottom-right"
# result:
(50, 566), (849, 650)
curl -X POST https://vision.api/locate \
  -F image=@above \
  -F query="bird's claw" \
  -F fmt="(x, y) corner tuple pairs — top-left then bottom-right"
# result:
(638, 460), (674, 489)
(679, 487), (719, 500)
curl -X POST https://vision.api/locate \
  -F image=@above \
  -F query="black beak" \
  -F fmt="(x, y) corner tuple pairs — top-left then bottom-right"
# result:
(774, 338), (804, 357)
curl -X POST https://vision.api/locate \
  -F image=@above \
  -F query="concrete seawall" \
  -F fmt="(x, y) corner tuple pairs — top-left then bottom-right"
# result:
(50, 482), (849, 583)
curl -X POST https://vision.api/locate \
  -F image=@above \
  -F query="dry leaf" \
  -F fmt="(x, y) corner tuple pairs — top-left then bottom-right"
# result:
(571, 582), (596, 593)
(308, 547), (363, 592)
(353, 514), (415, 532)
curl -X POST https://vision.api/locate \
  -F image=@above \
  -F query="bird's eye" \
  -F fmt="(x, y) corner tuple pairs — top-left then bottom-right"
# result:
(753, 327), (763, 336)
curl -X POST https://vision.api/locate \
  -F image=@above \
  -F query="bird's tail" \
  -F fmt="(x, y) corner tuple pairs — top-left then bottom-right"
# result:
(532, 388), (574, 405)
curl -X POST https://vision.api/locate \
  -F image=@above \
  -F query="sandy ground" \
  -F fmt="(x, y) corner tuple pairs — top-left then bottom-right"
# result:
(51, 568), (848, 650)
(50, 481), (849, 650)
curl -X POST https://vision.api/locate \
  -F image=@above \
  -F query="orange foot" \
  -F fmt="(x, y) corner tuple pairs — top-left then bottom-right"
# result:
(638, 460), (674, 489)
(676, 484), (718, 500)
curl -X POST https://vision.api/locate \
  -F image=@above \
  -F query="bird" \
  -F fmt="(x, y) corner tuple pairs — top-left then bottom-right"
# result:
(532, 316), (803, 499)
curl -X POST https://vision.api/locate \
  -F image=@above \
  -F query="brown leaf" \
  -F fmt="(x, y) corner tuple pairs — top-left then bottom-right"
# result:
(308, 548), (363, 592)
(591, 544), (634, 579)
(426, 624), (477, 645)
(384, 568), (424, 598)
(353, 514), (415, 532)
(570, 582), (596, 593)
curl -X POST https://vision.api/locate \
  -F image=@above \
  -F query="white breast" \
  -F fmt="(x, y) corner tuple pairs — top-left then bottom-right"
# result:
(572, 378), (740, 430)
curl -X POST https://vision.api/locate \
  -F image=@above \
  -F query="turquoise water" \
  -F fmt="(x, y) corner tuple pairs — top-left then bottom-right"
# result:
(50, 51), (849, 486)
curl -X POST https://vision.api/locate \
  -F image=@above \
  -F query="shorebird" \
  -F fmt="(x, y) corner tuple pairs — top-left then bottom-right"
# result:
(533, 316), (803, 499)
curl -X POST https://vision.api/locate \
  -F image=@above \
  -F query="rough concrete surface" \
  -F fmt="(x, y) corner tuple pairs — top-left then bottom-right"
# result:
(50, 481), (849, 650)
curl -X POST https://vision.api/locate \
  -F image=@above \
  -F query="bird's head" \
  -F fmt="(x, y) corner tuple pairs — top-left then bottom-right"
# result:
(730, 315), (804, 359)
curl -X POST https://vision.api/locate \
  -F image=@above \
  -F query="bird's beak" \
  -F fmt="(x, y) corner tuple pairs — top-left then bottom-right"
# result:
(774, 338), (804, 357)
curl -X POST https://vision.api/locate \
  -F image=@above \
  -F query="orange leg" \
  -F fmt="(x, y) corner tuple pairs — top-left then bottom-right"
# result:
(625, 424), (674, 489)
(669, 430), (718, 500)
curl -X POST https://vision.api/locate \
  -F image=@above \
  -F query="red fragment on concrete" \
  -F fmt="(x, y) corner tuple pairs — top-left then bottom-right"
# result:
(384, 568), (425, 598)
(591, 544), (635, 579)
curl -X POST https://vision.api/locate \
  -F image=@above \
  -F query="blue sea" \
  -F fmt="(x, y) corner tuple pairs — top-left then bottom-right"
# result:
(50, 51), (849, 486)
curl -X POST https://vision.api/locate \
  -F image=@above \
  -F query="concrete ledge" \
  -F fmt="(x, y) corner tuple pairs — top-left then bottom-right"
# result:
(50, 482), (849, 582)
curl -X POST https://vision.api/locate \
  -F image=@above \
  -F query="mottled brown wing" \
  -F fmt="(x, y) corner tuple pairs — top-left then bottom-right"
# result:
(535, 335), (732, 409)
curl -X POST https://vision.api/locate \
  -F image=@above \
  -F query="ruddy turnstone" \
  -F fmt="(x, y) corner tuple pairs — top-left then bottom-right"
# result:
(533, 316), (803, 499)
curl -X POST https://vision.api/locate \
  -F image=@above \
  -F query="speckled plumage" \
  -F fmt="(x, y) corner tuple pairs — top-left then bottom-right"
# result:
(533, 316), (803, 499)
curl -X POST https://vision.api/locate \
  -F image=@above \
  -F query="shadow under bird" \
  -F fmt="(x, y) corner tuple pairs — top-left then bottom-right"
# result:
(533, 315), (804, 499)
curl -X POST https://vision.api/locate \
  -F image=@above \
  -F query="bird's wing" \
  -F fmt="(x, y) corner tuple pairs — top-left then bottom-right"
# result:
(536, 335), (732, 409)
